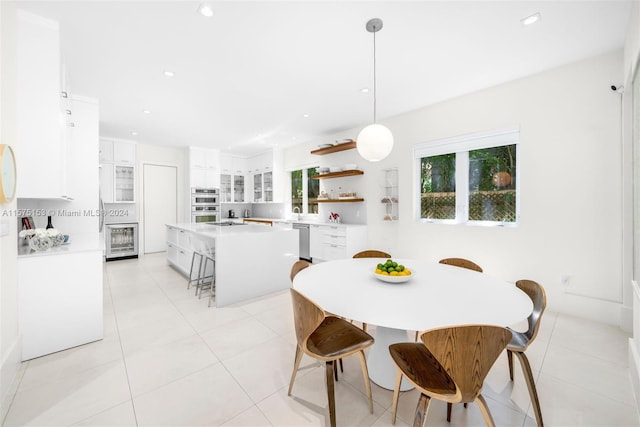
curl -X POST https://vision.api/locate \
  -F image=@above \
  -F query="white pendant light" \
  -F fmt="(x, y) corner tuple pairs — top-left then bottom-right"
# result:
(357, 18), (393, 162)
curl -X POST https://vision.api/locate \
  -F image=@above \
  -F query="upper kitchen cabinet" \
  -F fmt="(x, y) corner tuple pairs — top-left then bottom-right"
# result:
(189, 147), (219, 189)
(99, 139), (136, 203)
(219, 153), (247, 202)
(247, 149), (283, 203)
(15, 10), (67, 199)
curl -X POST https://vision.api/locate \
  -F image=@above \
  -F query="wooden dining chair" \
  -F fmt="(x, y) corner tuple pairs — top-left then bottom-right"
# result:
(506, 279), (546, 427)
(289, 260), (344, 380)
(288, 288), (374, 427)
(352, 250), (392, 332)
(353, 250), (392, 259)
(389, 325), (511, 427)
(435, 257), (484, 419)
(289, 259), (312, 282)
(438, 257), (483, 273)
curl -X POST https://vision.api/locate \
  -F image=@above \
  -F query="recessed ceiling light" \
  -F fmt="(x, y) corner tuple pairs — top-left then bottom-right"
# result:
(143, 110), (151, 114)
(303, 114), (309, 118)
(131, 131), (138, 136)
(198, 3), (214, 17)
(163, 70), (175, 78)
(360, 88), (370, 93)
(521, 12), (541, 26)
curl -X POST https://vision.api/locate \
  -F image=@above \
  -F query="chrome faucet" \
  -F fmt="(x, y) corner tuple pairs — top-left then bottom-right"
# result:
(293, 206), (301, 221)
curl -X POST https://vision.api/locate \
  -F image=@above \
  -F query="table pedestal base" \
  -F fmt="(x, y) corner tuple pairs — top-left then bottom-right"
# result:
(367, 326), (414, 391)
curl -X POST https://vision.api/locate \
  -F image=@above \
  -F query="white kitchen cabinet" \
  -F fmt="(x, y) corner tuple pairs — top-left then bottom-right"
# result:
(316, 224), (368, 261)
(189, 147), (220, 189)
(309, 224), (324, 259)
(16, 10), (66, 199)
(18, 248), (103, 361)
(248, 150), (279, 202)
(99, 140), (114, 163)
(99, 139), (136, 203)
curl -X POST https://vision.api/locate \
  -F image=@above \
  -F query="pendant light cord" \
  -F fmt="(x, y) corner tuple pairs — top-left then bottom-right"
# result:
(373, 24), (377, 123)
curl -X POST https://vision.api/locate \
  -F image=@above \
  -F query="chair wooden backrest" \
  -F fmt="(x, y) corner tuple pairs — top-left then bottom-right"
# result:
(515, 279), (547, 348)
(438, 257), (483, 273)
(420, 325), (511, 403)
(290, 260), (312, 283)
(353, 250), (392, 259)
(290, 288), (325, 349)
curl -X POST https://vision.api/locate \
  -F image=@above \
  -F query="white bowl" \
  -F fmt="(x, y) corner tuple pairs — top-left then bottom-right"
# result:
(329, 166), (342, 173)
(318, 167), (330, 174)
(374, 271), (412, 283)
(344, 163), (357, 170)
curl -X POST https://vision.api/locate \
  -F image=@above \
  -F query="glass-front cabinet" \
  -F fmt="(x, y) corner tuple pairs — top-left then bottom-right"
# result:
(233, 175), (245, 202)
(114, 165), (134, 202)
(253, 173), (263, 202)
(263, 171), (273, 202)
(220, 174), (232, 202)
(221, 174), (245, 203)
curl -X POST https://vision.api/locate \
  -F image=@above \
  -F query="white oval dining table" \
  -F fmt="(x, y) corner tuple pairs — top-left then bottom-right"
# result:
(292, 258), (533, 390)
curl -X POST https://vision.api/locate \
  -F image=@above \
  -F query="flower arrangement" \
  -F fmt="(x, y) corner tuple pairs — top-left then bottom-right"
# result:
(19, 228), (65, 251)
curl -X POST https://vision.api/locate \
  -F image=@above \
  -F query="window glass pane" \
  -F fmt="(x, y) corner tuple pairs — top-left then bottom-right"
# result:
(291, 170), (302, 213)
(307, 167), (319, 214)
(469, 144), (516, 222)
(420, 154), (456, 220)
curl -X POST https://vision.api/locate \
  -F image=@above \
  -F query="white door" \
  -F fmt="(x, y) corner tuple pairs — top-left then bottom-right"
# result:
(143, 164), (177, 253)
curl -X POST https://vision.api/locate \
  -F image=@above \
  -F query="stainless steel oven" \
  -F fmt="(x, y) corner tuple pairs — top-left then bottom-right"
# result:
(191, 188), (219, 206)
(191, 188), (220, 223)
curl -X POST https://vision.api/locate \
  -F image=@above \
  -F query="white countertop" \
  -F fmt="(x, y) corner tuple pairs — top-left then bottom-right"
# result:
(166, 222), (295, 237)
(245, 217), (366, 227)
(18, 232), (102, 258)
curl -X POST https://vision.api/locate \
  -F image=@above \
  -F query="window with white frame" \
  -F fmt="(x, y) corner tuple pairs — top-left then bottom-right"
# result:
(291, 167), (319, 215)
(414, 128), (520, 225)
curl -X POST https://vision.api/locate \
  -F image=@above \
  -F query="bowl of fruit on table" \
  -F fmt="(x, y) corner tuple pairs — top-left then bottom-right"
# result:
(374, 259), (412, 283)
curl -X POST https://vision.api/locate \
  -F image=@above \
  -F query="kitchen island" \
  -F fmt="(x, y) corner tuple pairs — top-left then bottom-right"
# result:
(166, 223), (298, 307)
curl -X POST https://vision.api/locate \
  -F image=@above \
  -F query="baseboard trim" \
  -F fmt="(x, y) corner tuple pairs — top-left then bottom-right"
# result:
(0, 336), (21, 421)
(629, 339), (640, 419)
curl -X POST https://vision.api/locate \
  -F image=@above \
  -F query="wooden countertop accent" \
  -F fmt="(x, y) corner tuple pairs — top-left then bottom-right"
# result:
(243, 218), (273, 226)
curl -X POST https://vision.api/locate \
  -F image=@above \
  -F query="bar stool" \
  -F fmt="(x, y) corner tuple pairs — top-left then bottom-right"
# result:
(186, 251), (204, 290)
(192, 240), (216, 306)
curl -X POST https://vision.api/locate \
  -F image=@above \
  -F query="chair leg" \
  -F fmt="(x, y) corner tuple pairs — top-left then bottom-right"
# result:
(356, 350), (373, 413)
(413, 393), (431, 427)
(446, 402), (452, 422)
(363, 322), (368, 332)
(325, 361), (337, 427)
(391, 369), (403, 425)
(415, 331), (419, 342)
(287, 345), (303, 396)
(514, 351), (543, 426)
(507, 349), (514, 381)
(333, 360), (338, 381)
(475, 394), (496, 427)
(339, 358), (343, 373)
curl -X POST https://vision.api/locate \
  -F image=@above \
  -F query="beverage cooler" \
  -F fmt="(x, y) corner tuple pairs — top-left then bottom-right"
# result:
(105, 223), (138, 261)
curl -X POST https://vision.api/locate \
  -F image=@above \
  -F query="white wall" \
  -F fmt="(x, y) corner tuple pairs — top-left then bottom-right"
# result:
(0, 2), (21, 420)
(285, 49), (625, 326)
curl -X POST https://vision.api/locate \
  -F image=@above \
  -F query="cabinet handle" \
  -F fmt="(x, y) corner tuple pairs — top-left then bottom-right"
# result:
(67, 123), (75, 127)
(179, 250), (184, 254)
(168, 244), (173, 248)
(65, 109), (72, 115)
(60, 91), (68, 98)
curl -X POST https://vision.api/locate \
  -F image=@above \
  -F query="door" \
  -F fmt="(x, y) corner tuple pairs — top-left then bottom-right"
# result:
(143, 164), (177, 253)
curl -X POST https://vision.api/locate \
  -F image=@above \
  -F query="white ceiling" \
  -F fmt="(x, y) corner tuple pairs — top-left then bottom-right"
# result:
(15, 0), (632, 156)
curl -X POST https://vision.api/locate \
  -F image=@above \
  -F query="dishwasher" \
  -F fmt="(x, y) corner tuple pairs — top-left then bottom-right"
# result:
(292, 223), (310, 261)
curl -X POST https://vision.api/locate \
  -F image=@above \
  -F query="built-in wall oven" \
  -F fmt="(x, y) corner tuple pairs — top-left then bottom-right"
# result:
(192, 188), (220, 223)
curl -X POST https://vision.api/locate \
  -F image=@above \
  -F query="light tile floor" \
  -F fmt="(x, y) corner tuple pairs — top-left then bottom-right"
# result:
(3, 253), (639, 426)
